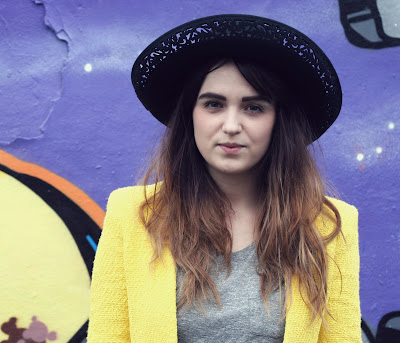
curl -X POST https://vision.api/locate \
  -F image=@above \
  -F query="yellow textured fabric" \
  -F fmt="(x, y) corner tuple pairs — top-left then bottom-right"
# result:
(87, 186), (361, 343)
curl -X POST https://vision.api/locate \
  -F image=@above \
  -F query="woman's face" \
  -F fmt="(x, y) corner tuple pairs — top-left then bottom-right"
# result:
(193, 61), (276, 180)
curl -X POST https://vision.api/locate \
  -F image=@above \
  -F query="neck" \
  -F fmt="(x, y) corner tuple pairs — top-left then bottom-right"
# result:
(209, 169), (259, 209)
(209, 168), (259, 251)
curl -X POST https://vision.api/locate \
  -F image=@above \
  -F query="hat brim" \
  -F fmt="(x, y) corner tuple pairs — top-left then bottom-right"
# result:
(132, 14), (342, 141)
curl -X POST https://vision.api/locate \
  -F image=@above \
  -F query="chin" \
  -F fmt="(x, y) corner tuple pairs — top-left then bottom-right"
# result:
(212, 165), (251, 176)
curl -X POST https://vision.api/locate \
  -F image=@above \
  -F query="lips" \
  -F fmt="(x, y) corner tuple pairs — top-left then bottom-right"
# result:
(220, 143), (243, 148)
(218, 143), (245, 154)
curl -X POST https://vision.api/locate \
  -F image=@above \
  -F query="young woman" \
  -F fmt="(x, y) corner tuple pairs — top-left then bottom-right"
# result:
(87, 15), (361, 343)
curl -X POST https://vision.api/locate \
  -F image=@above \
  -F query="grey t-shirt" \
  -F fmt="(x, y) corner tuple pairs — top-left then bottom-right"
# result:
(176, 243), (285, 343)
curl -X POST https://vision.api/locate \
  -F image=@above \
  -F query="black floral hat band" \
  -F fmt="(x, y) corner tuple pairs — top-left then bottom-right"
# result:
(131, 14), (342, 141)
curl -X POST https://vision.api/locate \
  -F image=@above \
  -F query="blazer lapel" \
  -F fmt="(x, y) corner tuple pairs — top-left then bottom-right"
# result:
(283, 276), (322, 343)
(127, 228), (178, 342)
(283, 213), (338, 343)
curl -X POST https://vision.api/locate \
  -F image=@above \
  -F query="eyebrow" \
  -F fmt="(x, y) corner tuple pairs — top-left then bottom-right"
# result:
(198, 92), (226, 101)
(198, 92), (270, 103)
(242, 95), (271, 102)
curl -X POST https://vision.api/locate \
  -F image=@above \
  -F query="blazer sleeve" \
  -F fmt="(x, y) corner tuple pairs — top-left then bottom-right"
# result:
(87, 191), (130, 342)
(318, 203), (362, 343)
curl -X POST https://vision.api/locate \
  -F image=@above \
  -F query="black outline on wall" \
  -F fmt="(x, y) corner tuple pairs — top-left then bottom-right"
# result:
(339, 0), (400, 49)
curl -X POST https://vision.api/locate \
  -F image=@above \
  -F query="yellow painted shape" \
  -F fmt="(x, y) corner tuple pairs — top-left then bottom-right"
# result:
(0, 150), (104, 229)
(0, 170), (90, 342)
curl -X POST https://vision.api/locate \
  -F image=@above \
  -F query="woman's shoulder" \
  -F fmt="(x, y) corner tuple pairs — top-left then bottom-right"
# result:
(325, 196), (358, 218)
(315, 196), (359, 237)
(105, 183), (160, 219)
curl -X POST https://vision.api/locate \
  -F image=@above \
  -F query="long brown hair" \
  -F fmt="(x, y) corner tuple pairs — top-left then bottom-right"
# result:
(139, 57), (342, 323)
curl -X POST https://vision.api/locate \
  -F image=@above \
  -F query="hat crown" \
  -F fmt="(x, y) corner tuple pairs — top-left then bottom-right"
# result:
(134, 15), (333, 88)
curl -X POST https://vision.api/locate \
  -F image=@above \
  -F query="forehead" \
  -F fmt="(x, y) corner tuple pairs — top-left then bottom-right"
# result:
(198, 61), (259, 95)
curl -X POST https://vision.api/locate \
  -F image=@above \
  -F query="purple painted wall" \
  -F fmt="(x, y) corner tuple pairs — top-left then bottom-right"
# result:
(1, 0), (399, 331)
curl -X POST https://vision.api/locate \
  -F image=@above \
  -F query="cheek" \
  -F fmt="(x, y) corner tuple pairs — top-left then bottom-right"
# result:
(193, 110), (214, 140)
(252, 117), (275, 148)
(192, 109), (208, 149)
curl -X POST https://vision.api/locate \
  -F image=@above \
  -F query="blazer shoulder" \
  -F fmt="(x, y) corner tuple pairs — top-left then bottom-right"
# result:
(325, 197), (358, 227)
(106, 184), (160, 219)
(321, 197), (359, 243)
(325, 196), (357, 215)
(107, 186), (139, 210)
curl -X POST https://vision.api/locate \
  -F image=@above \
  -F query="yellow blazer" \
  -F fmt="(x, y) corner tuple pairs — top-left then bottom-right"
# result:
(87, 186), (361, 342)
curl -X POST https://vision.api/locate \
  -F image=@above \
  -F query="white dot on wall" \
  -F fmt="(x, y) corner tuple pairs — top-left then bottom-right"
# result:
(388, 122), (395, 130)
(376, 147), (383, 154)
(84, 63), (92, 72)
(357, 153), (364, 161)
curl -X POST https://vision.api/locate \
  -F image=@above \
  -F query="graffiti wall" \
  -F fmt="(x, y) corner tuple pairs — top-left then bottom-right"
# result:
(0, 0), (399, 342)
(0, 150), (102, 342)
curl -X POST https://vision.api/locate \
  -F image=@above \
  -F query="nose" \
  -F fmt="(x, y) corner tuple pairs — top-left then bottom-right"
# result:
(222, 109), (242, 135)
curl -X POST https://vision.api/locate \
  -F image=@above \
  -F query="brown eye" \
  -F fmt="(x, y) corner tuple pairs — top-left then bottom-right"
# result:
(205, 101), (223, 109)
(246, 104), (263, 113)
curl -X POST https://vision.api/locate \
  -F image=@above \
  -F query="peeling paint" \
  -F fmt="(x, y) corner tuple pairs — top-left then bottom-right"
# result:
(32, 0), (71, 144)
(33, 0), (72, 45)
(0, 1), (68, 145)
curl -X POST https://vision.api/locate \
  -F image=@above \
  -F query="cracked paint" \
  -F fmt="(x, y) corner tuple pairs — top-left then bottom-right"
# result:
(0, 0), (67, 145)
(34, 0), (72, 45)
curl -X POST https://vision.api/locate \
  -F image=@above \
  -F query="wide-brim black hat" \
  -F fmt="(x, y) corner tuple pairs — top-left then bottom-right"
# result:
(132, 14), (342, 141)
